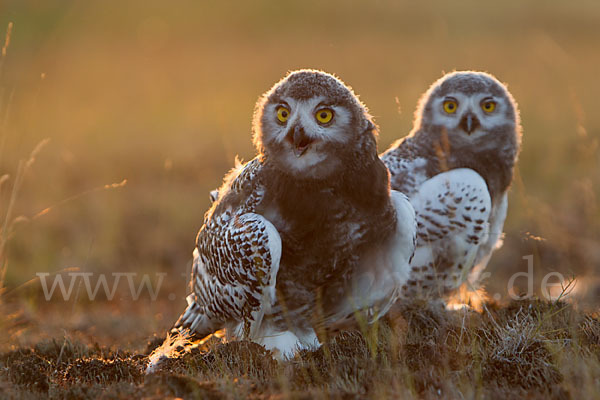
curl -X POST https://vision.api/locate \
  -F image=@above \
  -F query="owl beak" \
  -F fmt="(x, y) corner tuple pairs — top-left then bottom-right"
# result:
(288, 124), (314, 157)
(460, 112), (480, 134)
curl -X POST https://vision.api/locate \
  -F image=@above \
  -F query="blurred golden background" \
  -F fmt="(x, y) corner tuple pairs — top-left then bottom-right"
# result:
(1, 0), (599, 349)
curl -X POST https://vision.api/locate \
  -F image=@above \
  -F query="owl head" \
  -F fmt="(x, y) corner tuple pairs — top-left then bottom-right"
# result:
(253, 69), (376, 179)
(414, 71), (521, 151)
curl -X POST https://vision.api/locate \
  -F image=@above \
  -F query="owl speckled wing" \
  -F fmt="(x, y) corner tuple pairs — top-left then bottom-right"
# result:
(381, 137), (429, 197)
(402, 168), (491, 297)
(174, 158), (282, 339)
(468, 191), (507, 285)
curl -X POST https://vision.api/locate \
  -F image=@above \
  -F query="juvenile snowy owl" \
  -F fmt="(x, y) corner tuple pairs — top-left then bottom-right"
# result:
(381, 71), (521, 302)
(161, 70), (416, 360)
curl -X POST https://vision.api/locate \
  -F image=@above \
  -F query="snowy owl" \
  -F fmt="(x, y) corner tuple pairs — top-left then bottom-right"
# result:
(381, 71), (521, 302)
(154, 70), (416, 364)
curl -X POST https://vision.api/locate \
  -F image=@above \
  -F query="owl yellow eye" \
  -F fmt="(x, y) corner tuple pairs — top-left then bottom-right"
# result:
(276, 106), (290, 123)
(443, 100), (458, 114)
(481, 100), (496, 113)
(315, 108), (334, 124)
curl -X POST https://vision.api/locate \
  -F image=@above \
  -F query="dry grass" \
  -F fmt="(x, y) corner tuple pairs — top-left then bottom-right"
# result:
(0, 299), (598, 399)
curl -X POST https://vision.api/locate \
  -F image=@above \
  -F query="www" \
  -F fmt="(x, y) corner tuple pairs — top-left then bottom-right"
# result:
(36, 272), (165, 301)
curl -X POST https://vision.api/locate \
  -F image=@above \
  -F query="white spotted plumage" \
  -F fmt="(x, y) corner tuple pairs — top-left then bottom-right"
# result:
(176, 159), (282, 340)
(402, 169), (492, 296)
